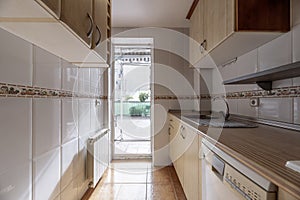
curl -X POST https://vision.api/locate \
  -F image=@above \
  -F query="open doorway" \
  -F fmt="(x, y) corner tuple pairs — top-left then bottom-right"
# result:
(112, 38), (153, 159)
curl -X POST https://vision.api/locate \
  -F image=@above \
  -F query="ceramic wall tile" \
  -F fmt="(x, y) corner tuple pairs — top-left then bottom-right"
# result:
(294, 98), (300, 124)
(227, 99), (238, 115)
(62, 99), (78, 144)
(0, 98), (32, 200)
(258, 98), (293, 123)
(0, 162), (32, 200)
(178, 99), (195, 110)
(78, 99), (91, 137)
(272, 79), (293, 89)
(62, 60), (78, 92)
(90, 100), (101, 133)
(293, 24), (300, 62)
(237, 49), (258, 75)
(0, 28), (32, 85)
(200, 69), (213, 94)
(0, 98), (32, 171)
(33, 148), (60, 200)
(258, 32), (292, 71)
(78, 68), (90, 95)
(33, 46), (61, 89)
(33, 99), (61, 157)
(169, 99), (180, 110)
(61, 139), (78, 191)
(293, 77), (300, 86)
(77, 135), (88, 175)
(90, 68), (100, 95)
(60, 180), (77, 200)
(154, 84), (171, 96)
(98, 68), (106, 96)
(200, 99), (211, 112)
(76, 171), (89, 200)
(237, 99), (258, 118)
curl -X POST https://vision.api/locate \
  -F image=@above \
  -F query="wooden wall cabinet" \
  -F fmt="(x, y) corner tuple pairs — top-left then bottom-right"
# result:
(189, 0), (290, 66)
(36, 0), (61, 18)
(60, 0), (93, 47)
(0, 0), (110, 67)
(93, 0), (111, 64)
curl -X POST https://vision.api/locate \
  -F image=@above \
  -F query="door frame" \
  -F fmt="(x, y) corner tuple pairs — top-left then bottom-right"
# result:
(110, 38), (154, 160)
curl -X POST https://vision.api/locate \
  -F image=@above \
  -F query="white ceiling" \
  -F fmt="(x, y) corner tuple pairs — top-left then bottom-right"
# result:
(112, 0), (194, 28)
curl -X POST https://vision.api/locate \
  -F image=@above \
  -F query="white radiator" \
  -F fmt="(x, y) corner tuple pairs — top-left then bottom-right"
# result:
(87, 128), (110, 188)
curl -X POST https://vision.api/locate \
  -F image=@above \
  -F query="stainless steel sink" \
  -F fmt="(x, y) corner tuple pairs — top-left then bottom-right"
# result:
(182, 115), (257, 128)
(183, 114), (217, 119)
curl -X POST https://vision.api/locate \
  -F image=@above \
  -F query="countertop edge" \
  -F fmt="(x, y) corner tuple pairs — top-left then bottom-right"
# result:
(169, 111), (300, 199)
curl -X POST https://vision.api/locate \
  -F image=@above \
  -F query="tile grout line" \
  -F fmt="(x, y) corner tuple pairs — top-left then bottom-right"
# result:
(145, 166), (149, 200)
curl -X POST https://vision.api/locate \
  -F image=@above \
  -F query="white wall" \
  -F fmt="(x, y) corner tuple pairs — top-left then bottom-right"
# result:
(0, 28), (108, 200)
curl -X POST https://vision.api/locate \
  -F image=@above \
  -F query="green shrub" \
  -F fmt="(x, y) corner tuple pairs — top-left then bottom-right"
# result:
(139, 92), (149, 102)
(129, 106), (143, 116)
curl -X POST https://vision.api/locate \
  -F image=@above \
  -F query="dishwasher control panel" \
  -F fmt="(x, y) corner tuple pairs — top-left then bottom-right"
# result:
(223, 164), (276, 200)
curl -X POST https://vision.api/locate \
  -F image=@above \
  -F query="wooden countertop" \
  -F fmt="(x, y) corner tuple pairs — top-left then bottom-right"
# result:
(169, 110), (300, 199)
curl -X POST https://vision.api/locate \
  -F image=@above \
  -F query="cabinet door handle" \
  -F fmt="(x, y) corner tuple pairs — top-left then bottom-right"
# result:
(95, 25), (102, 47)
(87, 13), (94, 38)
(180, 126), (186, 139)
(168, 127), (171, 135)
(202, 39), (207, 51)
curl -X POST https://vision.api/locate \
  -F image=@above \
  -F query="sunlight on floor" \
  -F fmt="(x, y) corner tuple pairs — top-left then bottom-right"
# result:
(87, 160), (187, 200)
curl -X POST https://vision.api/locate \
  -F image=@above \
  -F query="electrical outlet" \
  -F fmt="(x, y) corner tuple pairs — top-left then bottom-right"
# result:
(250, 97), (259, 107)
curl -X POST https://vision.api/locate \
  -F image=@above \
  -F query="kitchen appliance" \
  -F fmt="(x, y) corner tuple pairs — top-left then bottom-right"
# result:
(200, 139), (277, 200)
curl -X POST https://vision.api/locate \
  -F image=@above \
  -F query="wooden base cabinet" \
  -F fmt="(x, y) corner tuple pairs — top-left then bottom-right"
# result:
(169, 114), (201, 200)
(278, 188), (299, 200)
(183, 127), (199, 200)
(189, 0), (290, 66)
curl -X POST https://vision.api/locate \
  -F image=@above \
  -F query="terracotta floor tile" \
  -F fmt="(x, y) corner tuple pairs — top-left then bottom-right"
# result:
(87, 161), (186, 200)
(147, 167), (172, 184)
(146, 183), (177, 200)
(173, 182), (187, 200)
(104, 168), (147, 184)
(89, 183), (147, 200)
(111, 159), (152, 169)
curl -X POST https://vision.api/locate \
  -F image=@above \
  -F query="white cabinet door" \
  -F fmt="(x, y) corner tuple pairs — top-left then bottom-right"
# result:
(183, 126), (199, 200)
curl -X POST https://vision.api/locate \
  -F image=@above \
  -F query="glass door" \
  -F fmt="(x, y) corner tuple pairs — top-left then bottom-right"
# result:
(112, 41), (152, 159)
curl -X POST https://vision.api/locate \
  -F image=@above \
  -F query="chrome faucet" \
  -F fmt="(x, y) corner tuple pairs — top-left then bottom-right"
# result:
(212, 96), (230, 120)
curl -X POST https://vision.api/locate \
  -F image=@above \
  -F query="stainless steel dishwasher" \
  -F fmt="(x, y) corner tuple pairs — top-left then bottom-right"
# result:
(200, 139), (278, 200)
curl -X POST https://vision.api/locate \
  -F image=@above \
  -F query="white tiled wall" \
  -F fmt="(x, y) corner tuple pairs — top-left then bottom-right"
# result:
(78, 68), (90, 95)
(62, 99), (78, 144)
(34, 46), (62, 89)
(33, 148), (61, 200)
(33, 99), (61, 157)
(0, 28), (105, 200)
(62, 60), (78, 92)
(0, 98), (32, 200)
(259, 98), (293, 123)
(0, 28), (32, 86)
(294, 98), (300, 124)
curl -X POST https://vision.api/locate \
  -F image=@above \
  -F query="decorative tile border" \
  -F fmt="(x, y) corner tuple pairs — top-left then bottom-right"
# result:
(225, 86), (300, 99)
(154, 86), (300, 100)
(154, 95), (200, 100)
(0, 82), (108, 99)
